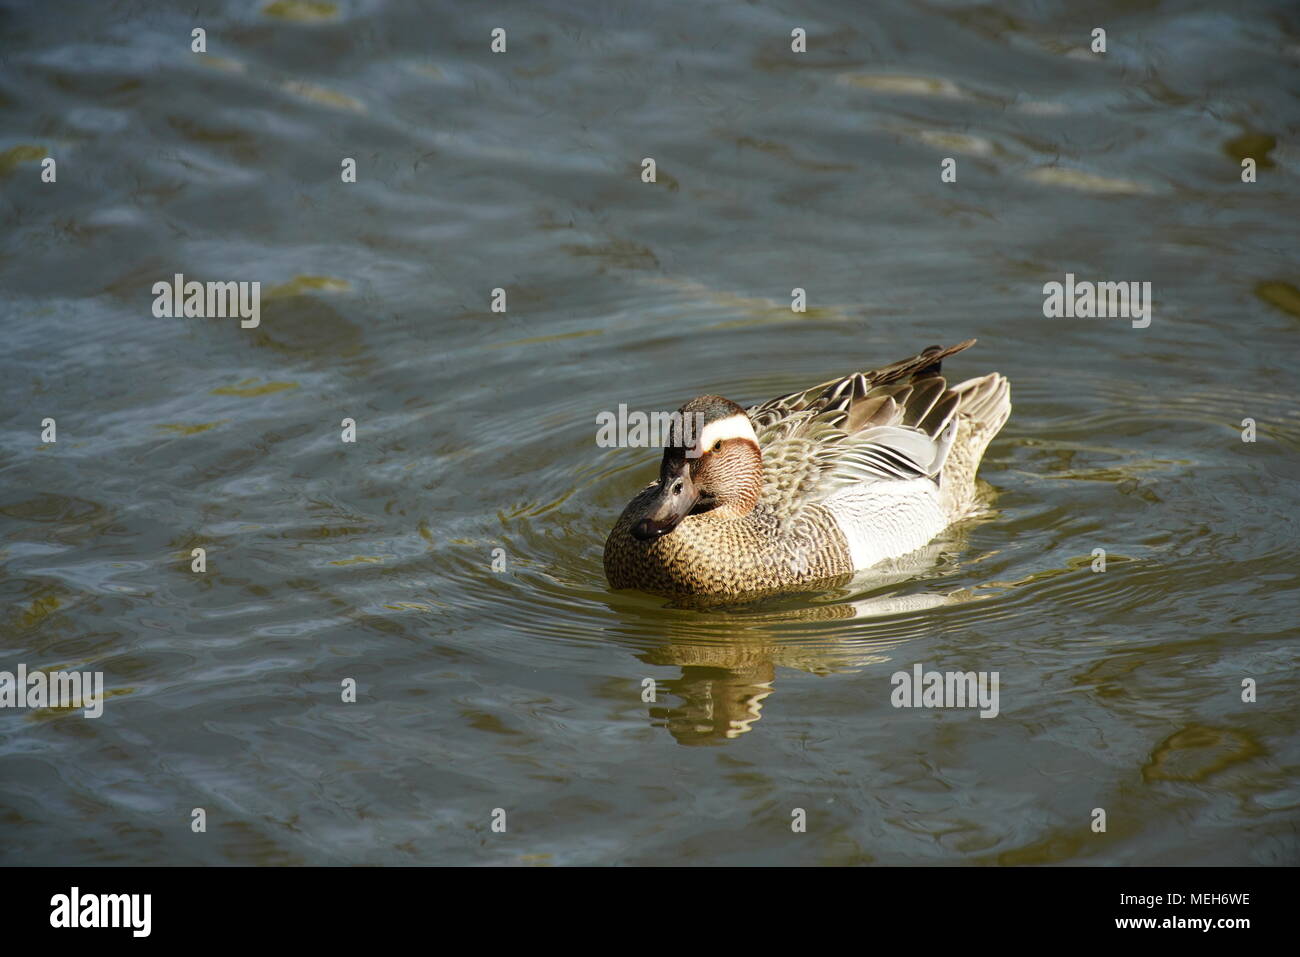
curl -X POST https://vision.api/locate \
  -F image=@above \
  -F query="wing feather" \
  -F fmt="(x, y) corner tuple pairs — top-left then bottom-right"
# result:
(747, 341), (976, 524)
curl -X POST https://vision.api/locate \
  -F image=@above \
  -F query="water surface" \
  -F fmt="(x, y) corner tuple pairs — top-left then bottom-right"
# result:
(1, 0), (1298, 865)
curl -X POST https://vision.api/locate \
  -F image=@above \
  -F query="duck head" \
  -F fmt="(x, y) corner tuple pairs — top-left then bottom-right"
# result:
(631, 395), (764, 541)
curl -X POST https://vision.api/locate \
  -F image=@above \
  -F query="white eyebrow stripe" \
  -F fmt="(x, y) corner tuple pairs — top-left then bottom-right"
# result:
(697, 413), (759, 449)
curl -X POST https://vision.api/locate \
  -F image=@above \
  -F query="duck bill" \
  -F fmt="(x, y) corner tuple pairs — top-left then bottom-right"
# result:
(632, 463), (698, 541)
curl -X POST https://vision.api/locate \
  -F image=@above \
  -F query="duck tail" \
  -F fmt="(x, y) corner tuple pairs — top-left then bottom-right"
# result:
(876, 338), (977, 385)
(940, 372), (1011, 506)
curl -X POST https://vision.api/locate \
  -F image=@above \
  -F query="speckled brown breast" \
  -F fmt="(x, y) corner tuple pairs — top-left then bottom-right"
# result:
(603, 484), (854, 602)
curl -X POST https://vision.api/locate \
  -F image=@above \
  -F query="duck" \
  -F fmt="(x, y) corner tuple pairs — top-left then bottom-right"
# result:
(603, 339), (1010, 602)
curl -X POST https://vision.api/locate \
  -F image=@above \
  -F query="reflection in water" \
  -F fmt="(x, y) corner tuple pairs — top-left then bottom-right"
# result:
(627, 563), (969, 743)
(650, 664), (775, 745)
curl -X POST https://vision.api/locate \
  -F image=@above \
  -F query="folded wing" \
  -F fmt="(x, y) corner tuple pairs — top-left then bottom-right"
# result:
(748, 340), (976, 520)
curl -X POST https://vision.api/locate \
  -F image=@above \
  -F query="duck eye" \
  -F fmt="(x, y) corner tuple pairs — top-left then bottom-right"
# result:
(712, 440), (723, 453)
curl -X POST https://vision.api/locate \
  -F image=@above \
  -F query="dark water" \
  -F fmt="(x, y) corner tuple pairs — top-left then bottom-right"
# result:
(1, 0), (1298, 865)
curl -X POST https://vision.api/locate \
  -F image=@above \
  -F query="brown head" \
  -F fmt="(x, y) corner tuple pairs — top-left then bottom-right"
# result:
(630, 395), (764, 541)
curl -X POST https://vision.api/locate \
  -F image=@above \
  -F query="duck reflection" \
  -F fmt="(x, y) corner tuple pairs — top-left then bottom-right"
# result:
(648, 662), (775, 745)
(623, 567), (977, 744)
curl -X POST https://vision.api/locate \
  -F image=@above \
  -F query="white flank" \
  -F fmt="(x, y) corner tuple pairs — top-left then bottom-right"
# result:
(824, 477), (947, 569)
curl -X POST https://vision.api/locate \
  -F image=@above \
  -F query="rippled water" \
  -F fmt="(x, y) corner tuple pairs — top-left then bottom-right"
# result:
(2, 0), (1298, 865)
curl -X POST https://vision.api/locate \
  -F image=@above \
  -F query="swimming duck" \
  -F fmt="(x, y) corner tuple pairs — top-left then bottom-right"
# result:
(603, 339), (1010, 601)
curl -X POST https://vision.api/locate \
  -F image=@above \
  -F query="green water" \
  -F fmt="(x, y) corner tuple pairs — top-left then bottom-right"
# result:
(1, 0), (1297, 865)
